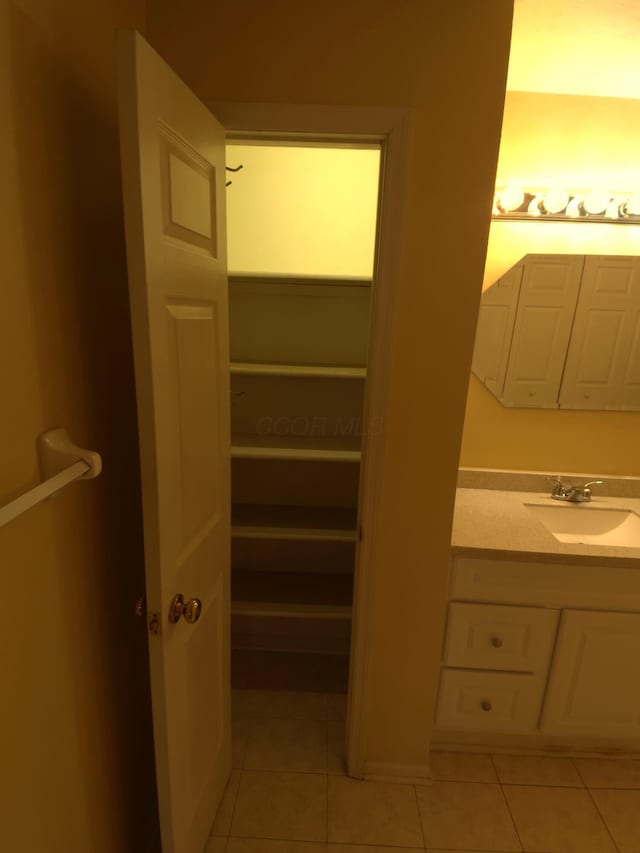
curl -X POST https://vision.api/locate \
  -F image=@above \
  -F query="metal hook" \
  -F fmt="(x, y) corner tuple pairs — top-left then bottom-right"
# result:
(226, 164), (243, 187)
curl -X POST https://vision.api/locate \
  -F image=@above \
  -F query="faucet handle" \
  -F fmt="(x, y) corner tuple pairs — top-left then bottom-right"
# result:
(545, 475), (568, 495)
(582, 480), (604, 489)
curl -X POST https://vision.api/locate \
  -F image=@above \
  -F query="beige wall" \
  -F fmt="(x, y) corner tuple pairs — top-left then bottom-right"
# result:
(148, 0), (513, 768)
(460, 91), (640, 476)
(0, 1), (157, 850)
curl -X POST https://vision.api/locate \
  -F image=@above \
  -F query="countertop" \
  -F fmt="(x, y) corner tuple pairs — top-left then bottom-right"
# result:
(452, 487), (640, 568)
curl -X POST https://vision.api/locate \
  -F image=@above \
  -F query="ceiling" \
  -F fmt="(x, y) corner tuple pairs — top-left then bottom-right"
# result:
(508, 0), (640, 99)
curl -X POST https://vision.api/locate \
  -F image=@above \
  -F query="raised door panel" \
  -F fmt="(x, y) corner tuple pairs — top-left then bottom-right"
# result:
(471, 264), (523, 396)
(502, 254), (584, 407)
(560, 256), (640, 410)
(541, 610), (640, 737)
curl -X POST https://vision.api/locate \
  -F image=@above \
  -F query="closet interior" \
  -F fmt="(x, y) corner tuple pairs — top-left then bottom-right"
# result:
(225, 140), (381, 693)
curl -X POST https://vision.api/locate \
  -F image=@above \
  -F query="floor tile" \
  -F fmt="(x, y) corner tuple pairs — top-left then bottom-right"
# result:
(430, 750), (497, 782)
(573, 757), (640, 789)
(329, 846), (423, 853)
(244, 719), (328, 773)
(327, 720), (346, 775)
(212, 770), (242, 836)
(205, 838), (228, 853)
(232, 690), (328, 721)
(228, 840), (325, 853)
(328, 775), (423, 847)
(326, 693), (347, 721)
(232, 719), (252, 769)
(503, 784), (616, 852)
(416, 781), (520, 851)
(231, 770), (327, 842)
(590, 788), (640, 853)
(492, 754), (583, 787)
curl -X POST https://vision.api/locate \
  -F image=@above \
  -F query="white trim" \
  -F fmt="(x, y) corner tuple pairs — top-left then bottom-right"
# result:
(363, 761), (433, 785)
(211, 102), (410, 779)
(431, 732), (640, 758)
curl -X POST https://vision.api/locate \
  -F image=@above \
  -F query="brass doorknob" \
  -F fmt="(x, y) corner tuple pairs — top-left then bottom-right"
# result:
(169, 593), (185, 623)
(168, 593), (202, 624)
(183, 598), (202, 623)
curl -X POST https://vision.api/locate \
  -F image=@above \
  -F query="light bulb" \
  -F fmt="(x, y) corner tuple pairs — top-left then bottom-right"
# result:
(497, 185), (525, 212)
(624, 195), (640, 216)
(528, 196), (543, 216)
(566, 197), (583, 217)
(542, 189), (569, 214)
(605, 198), (623, 219)
(583, 192), (610, 215)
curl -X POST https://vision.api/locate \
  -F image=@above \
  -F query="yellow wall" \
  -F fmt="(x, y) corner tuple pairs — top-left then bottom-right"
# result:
(460, 91), (640, 476)
(148, 0), (513, 769)
(0, 1), (157, 849)
(226, 142), (380, 277)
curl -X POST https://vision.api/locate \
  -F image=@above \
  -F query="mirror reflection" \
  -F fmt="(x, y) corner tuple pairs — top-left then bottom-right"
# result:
(471, 254), (640, 411)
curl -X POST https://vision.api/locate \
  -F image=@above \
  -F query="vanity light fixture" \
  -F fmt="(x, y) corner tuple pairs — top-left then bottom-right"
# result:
(492, 185), (640, 224)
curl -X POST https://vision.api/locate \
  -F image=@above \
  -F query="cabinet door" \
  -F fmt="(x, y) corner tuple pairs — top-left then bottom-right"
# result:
(559, 256), (640, 410)
(471, 264), (523, 397)
(502, 254), (584, 407)
(541, 610), (640, 738)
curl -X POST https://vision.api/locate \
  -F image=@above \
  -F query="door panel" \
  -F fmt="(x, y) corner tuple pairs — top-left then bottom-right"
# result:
(502, 254), (584, 407)
(117, 30), (231, 853)
(560, 256), (640, 409)
(541, 610), (640, 737)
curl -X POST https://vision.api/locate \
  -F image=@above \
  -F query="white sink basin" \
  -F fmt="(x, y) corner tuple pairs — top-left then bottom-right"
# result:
(524, 503), (640, 547)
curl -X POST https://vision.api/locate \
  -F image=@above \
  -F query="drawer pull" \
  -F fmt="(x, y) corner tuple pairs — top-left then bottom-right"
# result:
(481, 699), (493, 712)
(490, 635), (504, 648)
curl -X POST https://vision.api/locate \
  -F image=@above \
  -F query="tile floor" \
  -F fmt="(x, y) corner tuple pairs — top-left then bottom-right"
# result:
(207, 689), (640, 853)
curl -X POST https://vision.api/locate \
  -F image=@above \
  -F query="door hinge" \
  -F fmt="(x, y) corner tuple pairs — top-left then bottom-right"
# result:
(358, 524), (364, 543)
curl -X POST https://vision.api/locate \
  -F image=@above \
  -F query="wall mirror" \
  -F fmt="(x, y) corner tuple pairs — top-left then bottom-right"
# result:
(471, 254), (640, 411)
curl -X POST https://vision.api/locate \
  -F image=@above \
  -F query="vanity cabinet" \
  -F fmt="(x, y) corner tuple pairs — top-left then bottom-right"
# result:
(437, 556), (640, 744)
(541, 609), (640, 738)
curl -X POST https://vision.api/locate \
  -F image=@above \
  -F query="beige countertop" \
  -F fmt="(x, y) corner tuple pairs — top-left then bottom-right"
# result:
(452, 487), (640, 568)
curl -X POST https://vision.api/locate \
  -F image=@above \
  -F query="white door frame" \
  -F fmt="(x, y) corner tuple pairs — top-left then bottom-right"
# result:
(210, 102), (410, 779)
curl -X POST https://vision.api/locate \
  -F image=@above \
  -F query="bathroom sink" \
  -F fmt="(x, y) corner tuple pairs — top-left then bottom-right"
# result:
(524, 503), (640, 547)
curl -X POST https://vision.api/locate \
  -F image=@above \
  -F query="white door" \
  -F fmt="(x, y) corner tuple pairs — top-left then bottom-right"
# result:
(560, 255), (640, 410)
(502, 254), (584, 407)
(117, 31), (231, 853)
(471, 263), (523, 397)
(541, 609), (640, 738)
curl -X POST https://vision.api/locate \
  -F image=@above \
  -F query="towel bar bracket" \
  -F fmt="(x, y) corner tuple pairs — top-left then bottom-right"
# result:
(38, 428), (102, 481)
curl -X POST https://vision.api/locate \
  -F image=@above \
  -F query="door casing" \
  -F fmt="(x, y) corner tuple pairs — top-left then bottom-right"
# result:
(211, 102), (410, 779)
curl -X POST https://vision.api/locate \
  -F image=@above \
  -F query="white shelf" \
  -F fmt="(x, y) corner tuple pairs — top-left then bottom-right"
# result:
(232, 601), (352, 620)
(230, 362), (366, 380)
(232, 525), (357, 542)
(231, 435), (361, 463)
(231, 504), (358, 542)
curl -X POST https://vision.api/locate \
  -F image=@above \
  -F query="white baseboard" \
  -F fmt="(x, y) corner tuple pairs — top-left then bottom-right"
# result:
(363, 761), (433, 785)
(431, 729), (640, 758)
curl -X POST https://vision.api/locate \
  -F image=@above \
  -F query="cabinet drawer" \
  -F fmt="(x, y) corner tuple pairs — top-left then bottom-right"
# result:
(436, 669), (544, 732)
(444, 602), (559, 673)
(452, 557), (640, 612)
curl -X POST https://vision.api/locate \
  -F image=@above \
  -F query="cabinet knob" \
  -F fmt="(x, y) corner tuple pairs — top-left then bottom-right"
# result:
(481, 699), (493, 712)
(490, 635), (503, 648)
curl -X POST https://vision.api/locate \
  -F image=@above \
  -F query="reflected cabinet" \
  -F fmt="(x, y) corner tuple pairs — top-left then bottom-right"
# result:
(471, 254), (640, 411)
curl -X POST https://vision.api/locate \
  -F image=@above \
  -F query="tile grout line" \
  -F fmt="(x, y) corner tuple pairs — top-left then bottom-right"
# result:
(226, 768), (244, 842)
(412, 782), (427, 850)
(490, 754), (525, 853)
(572, 758), (623, 853)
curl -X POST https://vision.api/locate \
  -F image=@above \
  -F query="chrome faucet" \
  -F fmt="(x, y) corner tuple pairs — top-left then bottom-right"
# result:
(546, 476), (604, 502)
